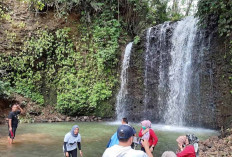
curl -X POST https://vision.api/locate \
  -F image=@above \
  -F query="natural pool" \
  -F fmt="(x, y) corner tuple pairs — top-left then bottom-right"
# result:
(0, 122), (218, 157)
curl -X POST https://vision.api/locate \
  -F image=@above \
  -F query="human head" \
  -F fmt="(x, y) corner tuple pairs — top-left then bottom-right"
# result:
(11, 104), (18, 112)
(71, 125), (79, 137)
(161, 151), (177, 157)
(176, 136), (187, 146)
(117, 125), (134, 145)
(121, 117), (128, 125)
(141, 120), (151, 129)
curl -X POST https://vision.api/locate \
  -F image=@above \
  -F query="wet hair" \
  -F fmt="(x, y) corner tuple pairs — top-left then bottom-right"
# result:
(122, 117), (128, 124)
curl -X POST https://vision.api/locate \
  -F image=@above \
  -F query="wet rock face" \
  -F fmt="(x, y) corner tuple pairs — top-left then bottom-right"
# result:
(123, 18), (232, 129)
(0, 98), (12, 124)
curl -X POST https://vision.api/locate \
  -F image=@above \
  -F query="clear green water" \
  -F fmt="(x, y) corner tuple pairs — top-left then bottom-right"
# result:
(0, 122), (218, 157)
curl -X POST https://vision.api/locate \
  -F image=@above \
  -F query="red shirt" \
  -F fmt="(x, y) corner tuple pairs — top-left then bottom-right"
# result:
(176, 145), (196, 157)
(138, 128), (158, 147)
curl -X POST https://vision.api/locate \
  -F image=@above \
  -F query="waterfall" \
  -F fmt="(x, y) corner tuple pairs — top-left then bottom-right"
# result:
(163, 16), (198, 125)
(116, 42), (133, 120)
(142, 16), (214, 126)
(144, 28), (152, 114)
(118, 16), (216, 128)
(144, 23), (173, 120)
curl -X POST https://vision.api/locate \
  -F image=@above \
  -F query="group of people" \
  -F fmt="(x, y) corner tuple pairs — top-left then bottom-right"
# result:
(7, 103), (199, 157)
(161, 134), (199, 157)
(103, 118), (199, 157)
(103, 118), (158, 157)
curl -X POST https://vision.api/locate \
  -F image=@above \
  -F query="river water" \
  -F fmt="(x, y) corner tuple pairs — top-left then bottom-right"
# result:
(0, 122), (218, 157)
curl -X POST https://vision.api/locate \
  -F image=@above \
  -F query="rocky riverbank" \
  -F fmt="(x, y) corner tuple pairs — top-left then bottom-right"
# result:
(0, 94), (104, 125)
(199, 128), (232, 156)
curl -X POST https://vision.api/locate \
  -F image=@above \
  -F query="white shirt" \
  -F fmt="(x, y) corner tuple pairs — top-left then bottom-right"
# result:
(102, 145), (148, 157)
(63, 132), (81, 151)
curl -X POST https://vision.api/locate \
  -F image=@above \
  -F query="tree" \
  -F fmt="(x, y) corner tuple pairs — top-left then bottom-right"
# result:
(185, 0), (194, 16)
(172, 0), (178, 16)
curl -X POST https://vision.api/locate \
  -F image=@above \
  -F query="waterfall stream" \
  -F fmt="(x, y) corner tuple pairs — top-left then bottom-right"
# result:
(116, 42), (133, 120)
(163, 16), (198, 125)
(116, 16), (215, 127)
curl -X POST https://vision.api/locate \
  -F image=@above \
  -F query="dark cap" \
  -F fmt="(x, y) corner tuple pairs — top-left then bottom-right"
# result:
(117, 125), (134, 140)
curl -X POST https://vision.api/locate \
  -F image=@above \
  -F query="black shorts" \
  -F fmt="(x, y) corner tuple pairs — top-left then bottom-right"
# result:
(8, 126), (17, 139)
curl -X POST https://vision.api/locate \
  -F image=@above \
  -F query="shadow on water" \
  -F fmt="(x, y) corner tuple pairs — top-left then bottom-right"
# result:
(0, 122), (218, 157)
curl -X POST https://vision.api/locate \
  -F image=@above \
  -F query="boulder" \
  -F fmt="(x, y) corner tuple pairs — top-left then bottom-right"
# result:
(65, 116), (71, 122)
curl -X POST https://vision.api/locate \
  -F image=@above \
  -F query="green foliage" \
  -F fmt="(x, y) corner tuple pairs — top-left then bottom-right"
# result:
(0, 0), (170, 117)
(56, 5), (123, 115)
(197, 0), (232, 95)
(0, 2), (10, 21)
(0, 12), (123, 116)
(0, 80), (12, 97)
(23, 0), (168, 35)
(170, 13), (184, 21)
(133, 35), (140, 45)
(28, 0), (45, 11)
(119, 0), (169, 35)
(0, 28), (74, 105)
(196, 0), (232, 37)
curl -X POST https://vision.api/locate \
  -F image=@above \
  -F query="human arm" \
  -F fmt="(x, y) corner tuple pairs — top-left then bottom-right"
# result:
(63, 142), (69, 157)
(17, 105), (24, 114)
(106, 133), (115, 148)
(178, 143), (184, 151)
(9, 119), (12, 131)
(8, 113), (13, 131)
(79, 150), (83, 157)
(139, 128), (149, 137)
(142, 128), (149, 135)
(138, 128), (143, 137)
(78, 135), (83, 157)
(64, 133), (70, 157)
(141, 139), (153, 157)
(149, 129), (158, 147)
(77, 142), (81, 150)
(78, 143), (83, 157)
(106, 138), (111, 148)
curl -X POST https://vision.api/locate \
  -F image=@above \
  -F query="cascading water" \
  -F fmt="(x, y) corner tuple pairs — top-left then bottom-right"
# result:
(142, 16), (215, 126)
(116, 42), (133, 120)
(144, 27), (152, 115)
(143, 22), (173, 121)
(163, 17), (198, 125)
(117, 16), (216, 128)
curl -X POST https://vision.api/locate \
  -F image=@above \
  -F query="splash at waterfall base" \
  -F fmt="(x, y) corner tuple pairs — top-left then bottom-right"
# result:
(117, 17), (232, 129)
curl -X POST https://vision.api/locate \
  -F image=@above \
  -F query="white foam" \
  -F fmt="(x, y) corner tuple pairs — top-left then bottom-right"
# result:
(150, 124), (218, 134)
(106, 121), (218, 134)
(106, 121), (122, 125)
